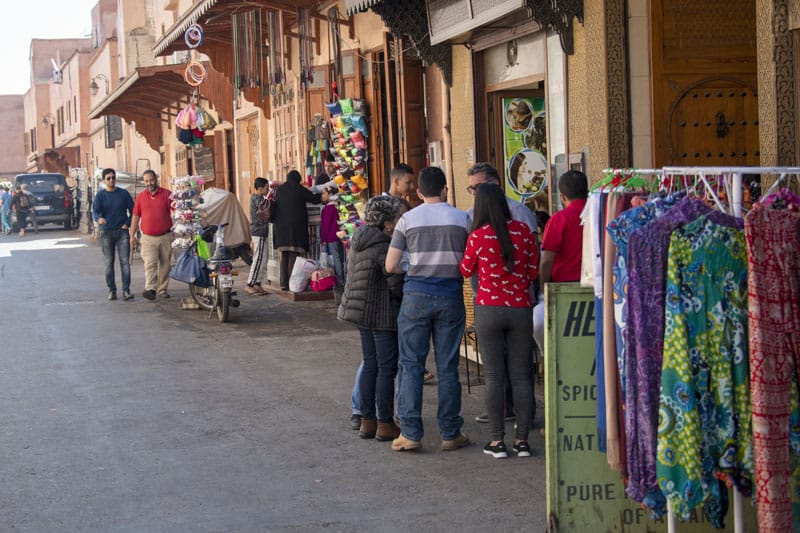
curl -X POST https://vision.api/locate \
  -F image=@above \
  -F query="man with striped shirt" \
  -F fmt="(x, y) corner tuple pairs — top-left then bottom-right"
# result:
(385, 166), (470, 452)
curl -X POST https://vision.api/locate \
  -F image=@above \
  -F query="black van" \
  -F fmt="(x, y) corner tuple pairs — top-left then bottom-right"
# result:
(13, 173), (74, 230)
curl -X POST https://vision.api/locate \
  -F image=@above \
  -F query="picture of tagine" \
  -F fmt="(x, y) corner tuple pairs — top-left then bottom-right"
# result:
(505, 98), (533, 132)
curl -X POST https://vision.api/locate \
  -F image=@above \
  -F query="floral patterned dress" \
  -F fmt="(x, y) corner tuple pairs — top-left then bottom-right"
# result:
(657, 214), (752, 525)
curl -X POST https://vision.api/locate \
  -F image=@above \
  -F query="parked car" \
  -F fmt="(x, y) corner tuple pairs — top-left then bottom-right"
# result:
(13, 173), (75, 230)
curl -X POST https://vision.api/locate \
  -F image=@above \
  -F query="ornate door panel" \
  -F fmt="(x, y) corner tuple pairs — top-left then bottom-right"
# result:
(273, 86), (297, 178)
(363, 52), (386, 196)
(651, 0), (758, 166)
(665, 76), (759, 165)
(396, 47), (427, 182)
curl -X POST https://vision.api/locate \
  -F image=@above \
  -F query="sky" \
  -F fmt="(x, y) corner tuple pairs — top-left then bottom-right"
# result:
(0, 0), (98, 95)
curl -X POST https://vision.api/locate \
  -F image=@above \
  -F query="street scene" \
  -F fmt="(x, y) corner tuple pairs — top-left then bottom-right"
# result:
(0, 229), (546, 531)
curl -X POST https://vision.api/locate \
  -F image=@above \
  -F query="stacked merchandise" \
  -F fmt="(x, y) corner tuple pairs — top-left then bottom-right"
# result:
(324, 98), (369, 242)
(169, 175), (205, 249)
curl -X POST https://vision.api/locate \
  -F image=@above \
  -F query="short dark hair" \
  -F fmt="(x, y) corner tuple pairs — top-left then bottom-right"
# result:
(391, 163), (414, 180)
(254, 177), (268, 189)
(102, 168), (116, 179)
(417, 166), (446, 197)
(467, 162), (501, 184)
(558, 170), (588, 200)
(142, 169), (157, 180)
(286, 170), (302, 184)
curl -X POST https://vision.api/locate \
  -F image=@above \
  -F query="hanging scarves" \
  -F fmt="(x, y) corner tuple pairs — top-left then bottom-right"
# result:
(266, 10), (285, 95)
(232, 9), (265, 92)
(297, 7), (314, 92)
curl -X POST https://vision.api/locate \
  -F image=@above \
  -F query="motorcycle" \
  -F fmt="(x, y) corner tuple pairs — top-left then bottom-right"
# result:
(189, 223), (241, 322)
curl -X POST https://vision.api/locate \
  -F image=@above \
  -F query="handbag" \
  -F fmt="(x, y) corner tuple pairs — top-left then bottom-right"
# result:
(310, 267), (337, 292)
(318, 242), (333, 268)
(170, 247), (210, 287)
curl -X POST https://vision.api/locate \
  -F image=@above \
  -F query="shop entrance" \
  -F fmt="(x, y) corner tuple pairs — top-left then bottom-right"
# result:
(487, 87), (548, 212)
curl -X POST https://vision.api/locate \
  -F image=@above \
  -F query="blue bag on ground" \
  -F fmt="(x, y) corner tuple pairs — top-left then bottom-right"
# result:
(170, 248), (210, 287)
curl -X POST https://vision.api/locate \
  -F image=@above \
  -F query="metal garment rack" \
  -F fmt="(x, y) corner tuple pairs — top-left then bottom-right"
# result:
(600, 166), (800, 533)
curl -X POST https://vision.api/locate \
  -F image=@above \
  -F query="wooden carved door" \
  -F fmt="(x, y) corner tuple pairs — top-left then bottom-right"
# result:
(363, 52), (386, 196)
(651, 0), (758, 166)
(396, 41), (427, 182)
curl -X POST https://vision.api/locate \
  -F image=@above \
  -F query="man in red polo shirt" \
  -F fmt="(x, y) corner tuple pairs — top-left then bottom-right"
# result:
(533, 170), (588, 350)
(130, 170), (173, 300)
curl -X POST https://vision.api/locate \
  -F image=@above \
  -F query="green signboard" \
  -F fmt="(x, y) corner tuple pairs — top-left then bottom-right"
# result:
(501, 97), (548, 212)
(544, 283), (757, 532)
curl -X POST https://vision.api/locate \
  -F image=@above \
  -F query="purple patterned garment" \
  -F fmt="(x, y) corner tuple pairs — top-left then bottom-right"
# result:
(624, 197), (743, 510)
(623, 198), (711, 507)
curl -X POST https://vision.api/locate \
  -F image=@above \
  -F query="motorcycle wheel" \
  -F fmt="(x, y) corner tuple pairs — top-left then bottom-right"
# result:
(189, 283), (215, 311)
(217, 289), (231, 322)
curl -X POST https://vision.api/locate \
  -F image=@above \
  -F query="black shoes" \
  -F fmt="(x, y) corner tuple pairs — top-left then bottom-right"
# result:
(108, 291), (117, 301)
(512, 441), (532, 457)
(143, 290), (156, 300)
(123, 291), (134, 301)
(483, 441), (508, 458)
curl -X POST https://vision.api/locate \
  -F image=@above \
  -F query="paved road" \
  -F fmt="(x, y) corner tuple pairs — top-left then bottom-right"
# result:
(0, 229), (546, 532)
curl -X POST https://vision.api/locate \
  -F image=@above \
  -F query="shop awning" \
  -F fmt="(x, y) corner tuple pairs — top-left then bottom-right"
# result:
(88, 63), (234, 151)
(153, 0), (318, 57)
(345, 0), (382, 16)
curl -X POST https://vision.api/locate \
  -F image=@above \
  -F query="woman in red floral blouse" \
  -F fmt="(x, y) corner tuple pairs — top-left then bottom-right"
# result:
(460, 183), (539, 458)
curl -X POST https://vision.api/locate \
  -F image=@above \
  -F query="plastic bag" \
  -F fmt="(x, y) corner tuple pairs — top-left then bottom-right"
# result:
(318, 243), (333, 268)
(289, 257), (318, 293)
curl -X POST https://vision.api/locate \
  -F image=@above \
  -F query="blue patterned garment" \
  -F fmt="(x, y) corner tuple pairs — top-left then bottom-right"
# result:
(606, 191), (684, 400)
(657, 214), (753, 524)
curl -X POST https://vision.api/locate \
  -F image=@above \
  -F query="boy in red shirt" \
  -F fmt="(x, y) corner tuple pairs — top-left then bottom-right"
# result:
(533, 170), (588, 350)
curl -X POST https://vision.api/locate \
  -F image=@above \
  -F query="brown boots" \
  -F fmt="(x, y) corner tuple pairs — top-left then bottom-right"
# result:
(375, 421), (401, 441)
(359, 418), (377, 439)
(359, 419), (401, 441)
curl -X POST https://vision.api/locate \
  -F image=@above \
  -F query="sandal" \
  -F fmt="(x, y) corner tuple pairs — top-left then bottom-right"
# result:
(423, 369), (434, 383)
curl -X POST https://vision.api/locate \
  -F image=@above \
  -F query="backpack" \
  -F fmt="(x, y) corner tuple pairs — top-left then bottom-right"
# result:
(18, 193), (32, 209)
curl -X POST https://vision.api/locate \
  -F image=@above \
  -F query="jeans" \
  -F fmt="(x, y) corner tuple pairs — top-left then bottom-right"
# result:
(475, 305), (534, 442)
(357, 328), (399, 422)
(397, 292), (466, 441)
(1, 209), (10, 234)
(100, 229), (131, 293)
(351, 362), (363, 416)
(322, 241), (345, 286)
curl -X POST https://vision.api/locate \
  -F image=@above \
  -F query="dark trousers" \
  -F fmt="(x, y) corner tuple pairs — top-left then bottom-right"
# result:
(474, 305), (534, 442)
(279, 250), (302, 290)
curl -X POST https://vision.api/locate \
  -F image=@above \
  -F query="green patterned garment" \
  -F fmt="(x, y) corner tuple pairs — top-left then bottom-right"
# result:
(657, 214), (753, 522)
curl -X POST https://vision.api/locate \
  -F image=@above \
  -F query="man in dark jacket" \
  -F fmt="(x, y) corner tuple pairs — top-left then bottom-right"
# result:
(92, 168), (135, 301)
(272, 170), (322, 290)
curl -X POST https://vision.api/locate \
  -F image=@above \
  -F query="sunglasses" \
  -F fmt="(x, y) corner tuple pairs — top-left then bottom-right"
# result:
(104, 176), (116, 181)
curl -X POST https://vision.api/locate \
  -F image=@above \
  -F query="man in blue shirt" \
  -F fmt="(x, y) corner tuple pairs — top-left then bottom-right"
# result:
(386, 166), (470, 452)
(92, 168), (135, 301)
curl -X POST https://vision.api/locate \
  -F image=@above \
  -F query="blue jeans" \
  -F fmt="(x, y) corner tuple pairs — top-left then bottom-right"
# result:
(100, 229), (131, 293)
(1, 209), (10, 234)
(397, 292), (466, 441)
(357, 328), (399, 422)
(351, 362), (363, 416)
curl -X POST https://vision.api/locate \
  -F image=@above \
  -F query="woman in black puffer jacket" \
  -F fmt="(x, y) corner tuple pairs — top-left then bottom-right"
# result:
(338, 195), (406, 441)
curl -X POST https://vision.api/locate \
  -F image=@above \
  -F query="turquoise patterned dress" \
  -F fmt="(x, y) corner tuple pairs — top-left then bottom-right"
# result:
(657, 214), (753, 523)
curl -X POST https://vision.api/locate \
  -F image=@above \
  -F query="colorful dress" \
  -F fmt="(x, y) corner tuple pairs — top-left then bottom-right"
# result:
(657, 214), (752, 525)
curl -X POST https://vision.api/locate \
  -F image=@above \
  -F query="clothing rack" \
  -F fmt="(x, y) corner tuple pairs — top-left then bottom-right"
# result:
(598, 166), (800, 533)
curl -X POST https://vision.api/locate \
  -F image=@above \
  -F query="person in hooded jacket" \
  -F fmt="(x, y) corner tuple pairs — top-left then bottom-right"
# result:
(338, 195), (406, 442)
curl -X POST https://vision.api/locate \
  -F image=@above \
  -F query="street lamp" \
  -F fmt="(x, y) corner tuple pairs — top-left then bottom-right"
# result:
(89, 73), (109, 96)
